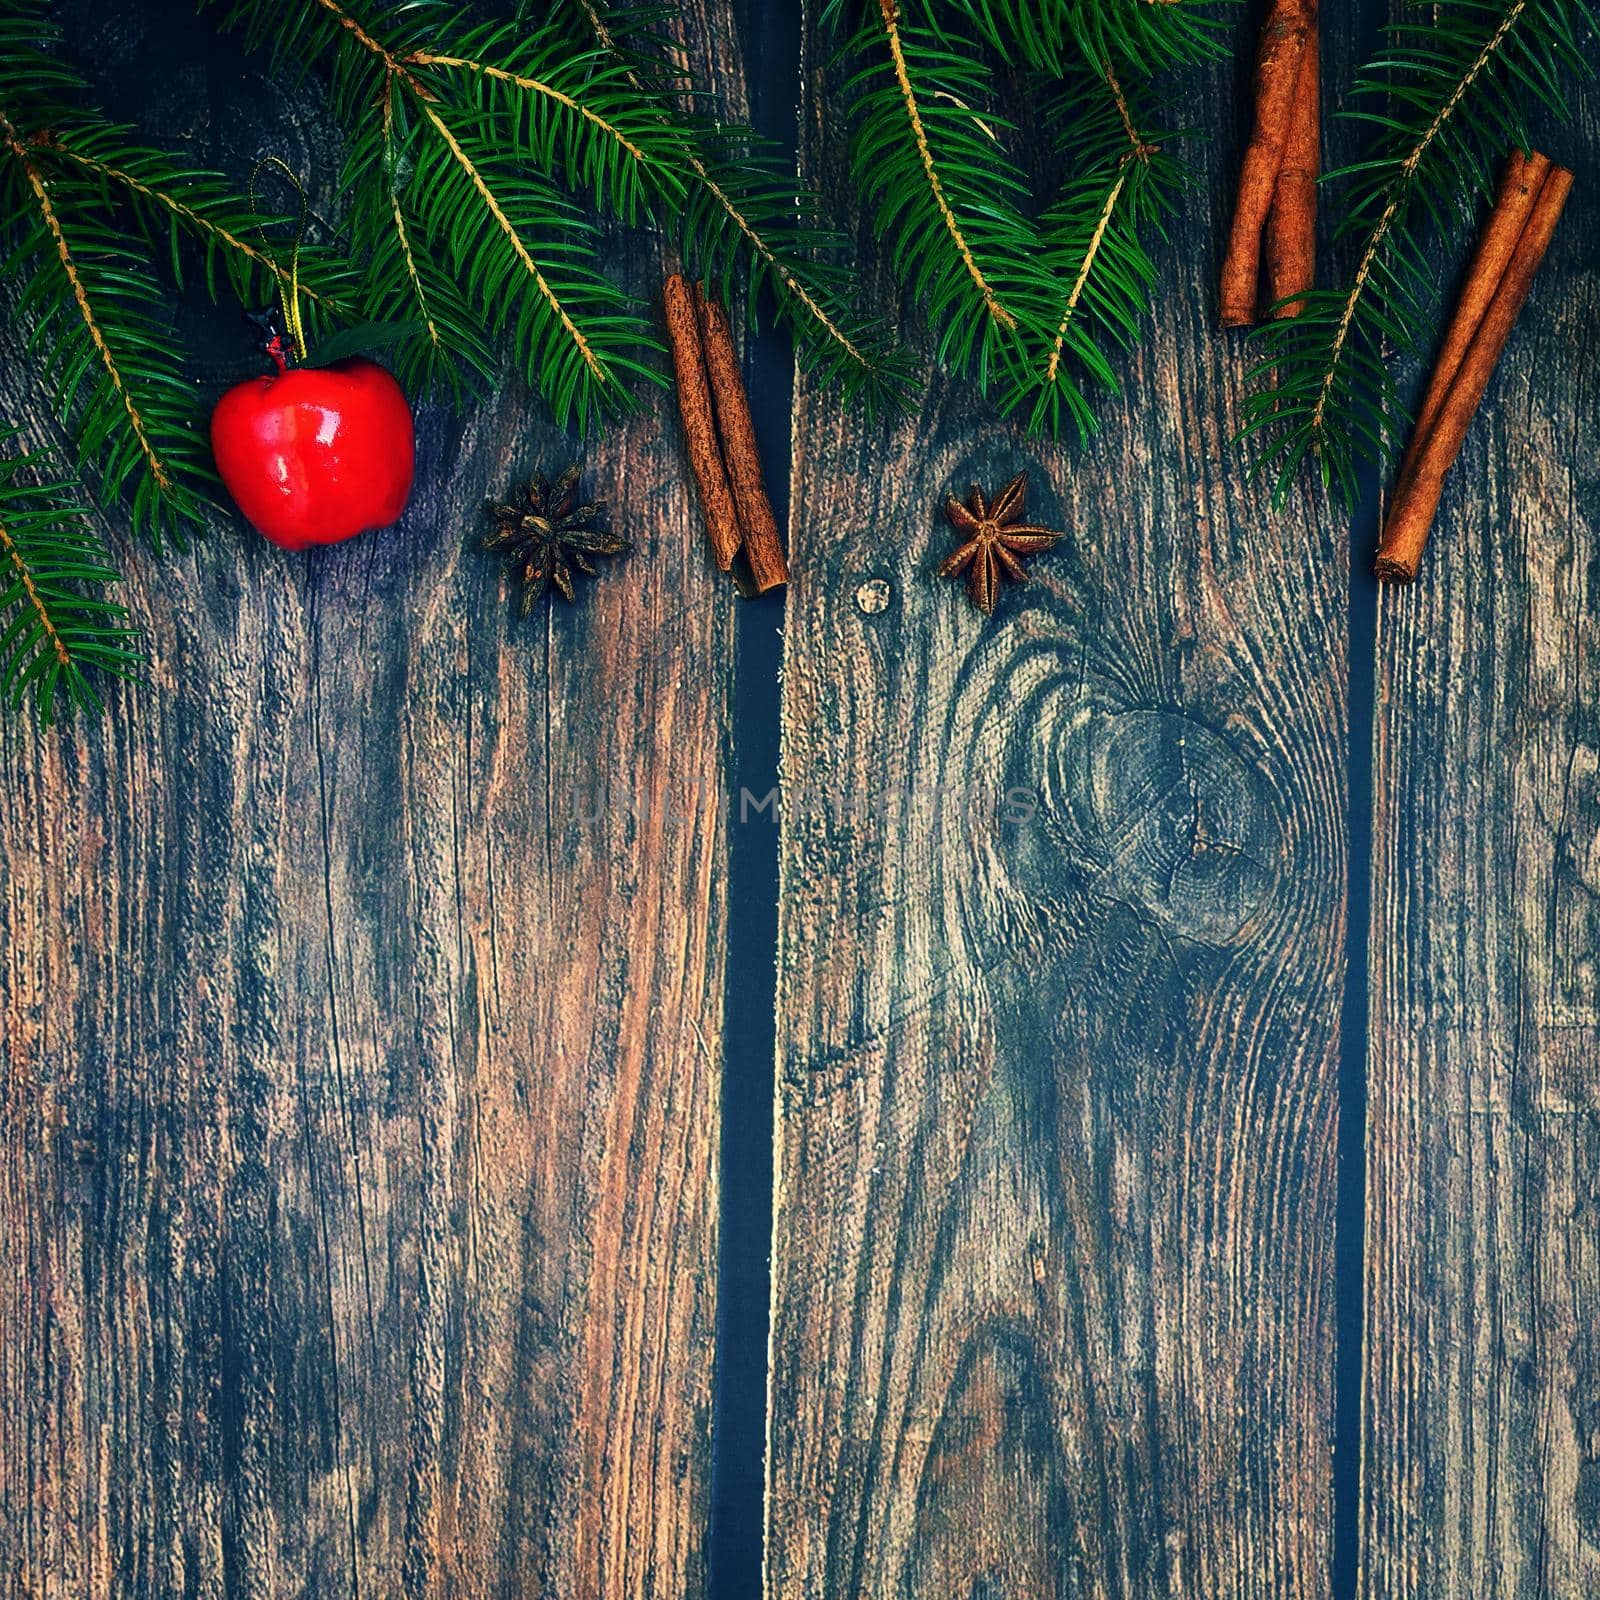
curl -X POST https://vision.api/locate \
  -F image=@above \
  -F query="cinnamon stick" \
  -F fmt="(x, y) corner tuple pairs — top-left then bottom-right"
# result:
(1375, 161), (1572, 583)
(1390, 149), (1551, 508)
(1221, 0), (1315, 327)
(695, 286), (789, 594)
(1264, 23), (1319, 318)
(664, 272), (741, 570)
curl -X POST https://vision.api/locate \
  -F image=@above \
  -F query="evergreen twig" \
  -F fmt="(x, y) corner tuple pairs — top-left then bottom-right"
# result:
(824, 0), (1061, 384)
(38, 129), (343, 311)
(573, 0), (912, 414)
(1018, 60), (1186, 436)
(825, 0), (1212, 422)
(0, 432), (143, 727)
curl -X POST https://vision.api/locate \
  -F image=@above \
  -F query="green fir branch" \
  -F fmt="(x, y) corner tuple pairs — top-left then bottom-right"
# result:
(211, 0), (667, 431)
(407, 18), (695, 227)
(574, 0), (914, 416)
(213, 0), (912, 419)
(825, 0), (1062, 385)
(0, 433), (142, 727)
(677, 124), (915, 411)
(824, 0), (1212, 417)
(407, 91), (660, 427)
(1241, 0), (1594, 507)
(1, 7), (207, 546)
(352, 74), (497, 398)
(1, 116), (211, 547)
(35, 123), (353, 332)
(1014, 65), (1187, 437)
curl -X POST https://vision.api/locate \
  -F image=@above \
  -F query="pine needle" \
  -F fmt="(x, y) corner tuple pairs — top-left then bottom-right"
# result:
(3, 113), (175, 504)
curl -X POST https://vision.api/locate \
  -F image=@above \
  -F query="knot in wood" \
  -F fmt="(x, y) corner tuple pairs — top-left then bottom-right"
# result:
(1065, 710), (1277, 944)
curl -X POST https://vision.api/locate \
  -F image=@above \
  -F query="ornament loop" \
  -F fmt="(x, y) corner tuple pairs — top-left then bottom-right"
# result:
(248, 156), (309, 363)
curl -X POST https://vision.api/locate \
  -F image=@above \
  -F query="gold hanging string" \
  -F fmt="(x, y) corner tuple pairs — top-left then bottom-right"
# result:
(248, 156), (309, 362)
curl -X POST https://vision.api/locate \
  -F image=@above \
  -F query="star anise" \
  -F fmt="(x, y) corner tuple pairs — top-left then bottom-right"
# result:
(937, 471), (1061, 615)
(486, 465), (627, 610)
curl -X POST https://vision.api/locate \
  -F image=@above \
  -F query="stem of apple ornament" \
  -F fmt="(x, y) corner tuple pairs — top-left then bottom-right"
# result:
(243, 305), (297, 374)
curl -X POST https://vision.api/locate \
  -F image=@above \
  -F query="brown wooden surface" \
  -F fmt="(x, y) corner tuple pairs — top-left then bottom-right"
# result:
(764, 9), (1351, 1596)
(1360, 78), (1600, 1600)
(0, 4), (748, 1595)
(4, 3), (1600, 1597)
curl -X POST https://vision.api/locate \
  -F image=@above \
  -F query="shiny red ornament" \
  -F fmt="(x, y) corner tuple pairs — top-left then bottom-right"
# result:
(211, 354), (415, 551)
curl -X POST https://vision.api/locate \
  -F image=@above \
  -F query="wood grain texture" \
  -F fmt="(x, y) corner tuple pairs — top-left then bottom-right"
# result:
(767, 11), (1349, 1597)
(1361, 84), (1600, 1600)
(0, 3), (746, 1594)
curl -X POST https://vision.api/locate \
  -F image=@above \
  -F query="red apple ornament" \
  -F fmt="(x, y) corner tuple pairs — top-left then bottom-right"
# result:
(211, 346), (415, 551)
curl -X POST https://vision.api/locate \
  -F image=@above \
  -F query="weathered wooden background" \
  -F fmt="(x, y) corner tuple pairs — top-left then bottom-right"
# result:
(1361, 77), (1600, 1600)
(1, 0), (1596, 1597)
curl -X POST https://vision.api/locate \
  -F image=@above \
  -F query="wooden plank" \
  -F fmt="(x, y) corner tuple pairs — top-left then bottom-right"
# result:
(767, 11), (1348, 1597)
(0, 3), (744, 1594)
(1361, 92), (1600, 1600)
